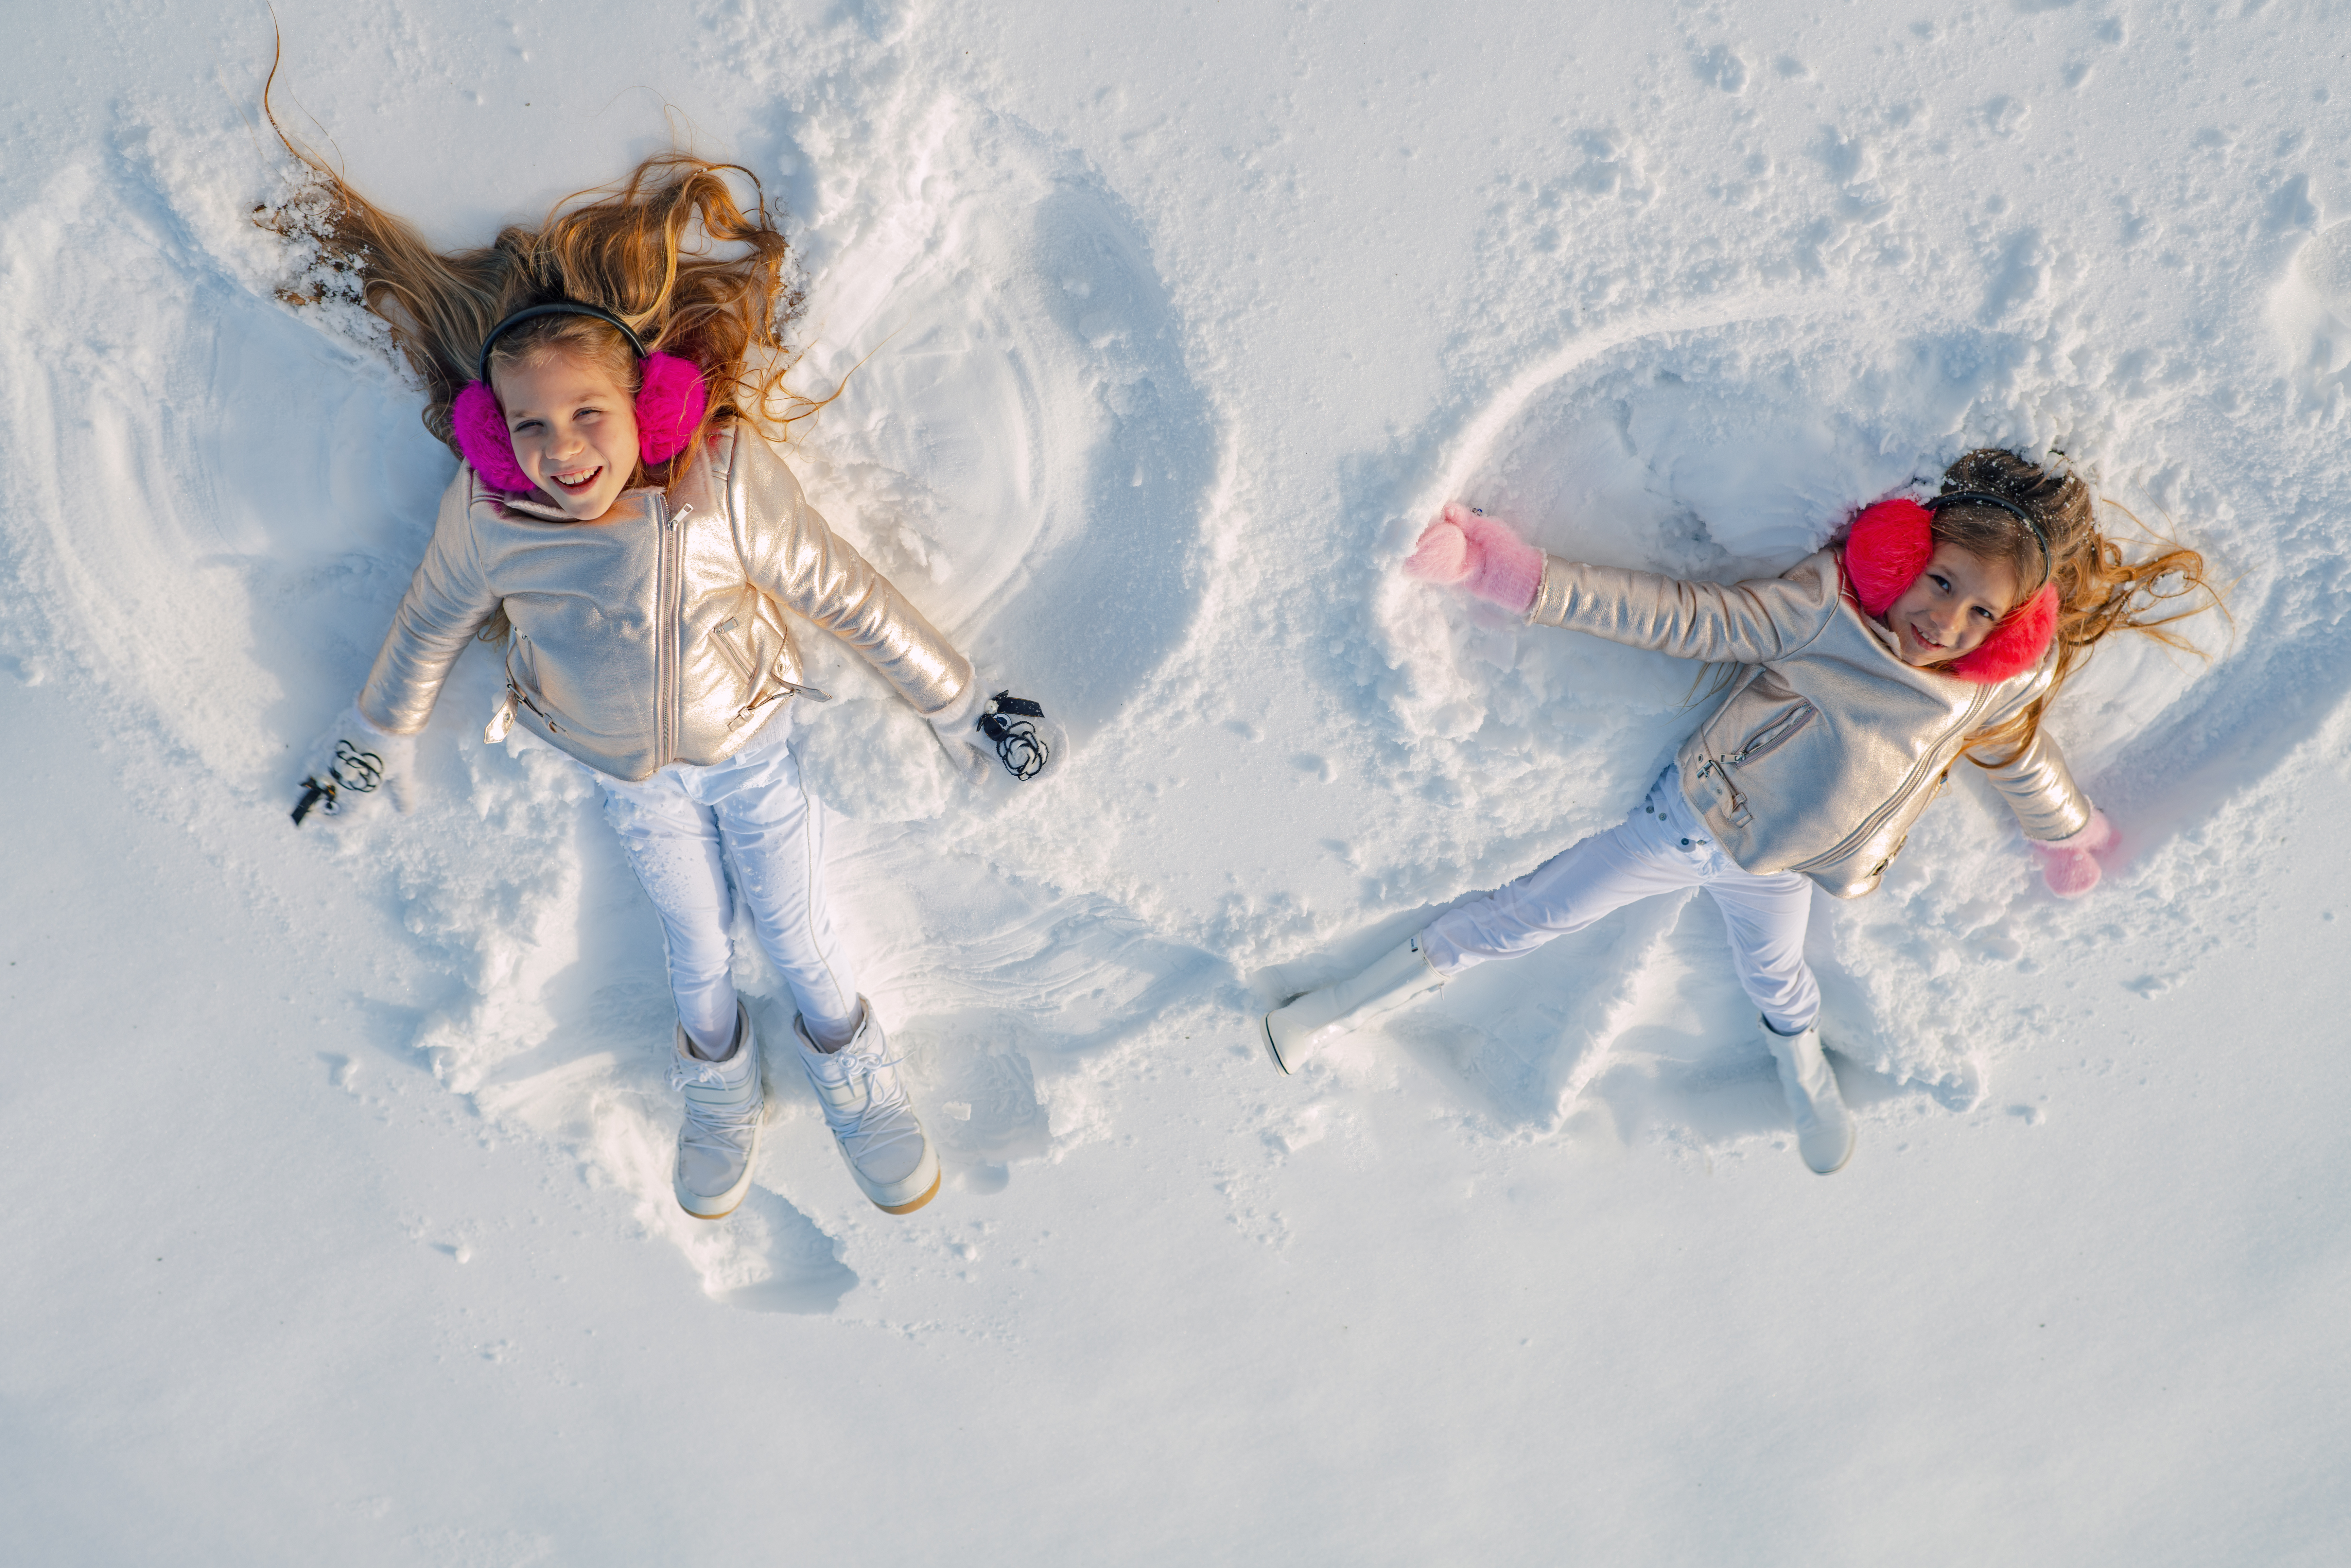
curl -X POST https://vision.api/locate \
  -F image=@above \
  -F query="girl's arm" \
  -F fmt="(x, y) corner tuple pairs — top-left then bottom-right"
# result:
(1971, 728), (2093, 843)
(1407, 504), (1840, 665)
(731, 436), (973, 716)
(358, 473), (501, 733)
(1524, 552), (1843, 665)
(1971, 726), (2115, 896)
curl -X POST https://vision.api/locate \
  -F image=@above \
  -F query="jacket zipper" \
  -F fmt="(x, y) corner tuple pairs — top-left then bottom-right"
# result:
(708, 614), (832, 727)
(654, 500), (689, 765)
(1691, 666), (1767, 824)
(708, 615), (760, 683)
(1789, 684), (1995, 875)
(1729, 700), (1815, 766)
(501, 635), (563, 734)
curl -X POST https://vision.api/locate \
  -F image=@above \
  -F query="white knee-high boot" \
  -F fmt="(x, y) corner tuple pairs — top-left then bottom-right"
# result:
(1262, 936), (1447, 1074)
(1760, 1017), (1855, 1175)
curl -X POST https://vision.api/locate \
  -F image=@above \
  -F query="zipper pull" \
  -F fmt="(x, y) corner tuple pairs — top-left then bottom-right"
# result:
(666, 503), (693, 532)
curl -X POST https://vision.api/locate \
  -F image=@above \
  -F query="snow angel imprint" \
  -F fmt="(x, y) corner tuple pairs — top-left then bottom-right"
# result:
(1265, 450), (2214, 1174)
(276, 141), (1066, 1222)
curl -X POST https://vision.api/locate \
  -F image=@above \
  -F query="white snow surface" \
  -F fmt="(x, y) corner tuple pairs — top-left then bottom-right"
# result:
(5, 1), (2350, 1561)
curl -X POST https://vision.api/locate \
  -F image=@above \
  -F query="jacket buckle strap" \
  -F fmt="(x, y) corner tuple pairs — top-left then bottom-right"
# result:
(729, 677), (834, 729)
(1694, 759), (1753, 827)
(501, 677), (564, 735)
(484, 691), (517, 744)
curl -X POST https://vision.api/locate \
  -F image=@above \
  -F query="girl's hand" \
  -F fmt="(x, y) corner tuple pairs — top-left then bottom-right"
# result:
(1404, 503), (1545, 615)
(2030, 807), (2117, 898)
(291, 704), (417, 826)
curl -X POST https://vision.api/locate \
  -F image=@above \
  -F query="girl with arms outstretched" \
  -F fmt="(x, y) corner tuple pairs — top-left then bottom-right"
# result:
(285, 152), (1058, 1219)
(1264, 450), (2208, 1173)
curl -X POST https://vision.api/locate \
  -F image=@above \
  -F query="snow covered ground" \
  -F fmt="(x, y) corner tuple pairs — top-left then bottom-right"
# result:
(5, 0), (2349, 1560)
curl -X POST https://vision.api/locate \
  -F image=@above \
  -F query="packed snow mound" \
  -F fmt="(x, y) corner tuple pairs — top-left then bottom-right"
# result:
(791, 699), (957, 821)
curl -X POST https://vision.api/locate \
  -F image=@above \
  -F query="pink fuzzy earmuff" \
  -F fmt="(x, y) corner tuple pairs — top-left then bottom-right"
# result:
(1841, 497), (2058, 683)
(448, 300), (709, 495)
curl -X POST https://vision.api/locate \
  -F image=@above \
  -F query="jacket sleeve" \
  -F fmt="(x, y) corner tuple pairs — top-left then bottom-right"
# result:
(1525, 549), (1842, 666)
(731, 433), (974, 717)
(358, 471), (500, 735)
(1971, 725), (2094, 842)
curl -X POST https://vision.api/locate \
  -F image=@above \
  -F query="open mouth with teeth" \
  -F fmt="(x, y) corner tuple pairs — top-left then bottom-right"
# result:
(1903, 620), (1954, 661)
(548, 465), (603, 492)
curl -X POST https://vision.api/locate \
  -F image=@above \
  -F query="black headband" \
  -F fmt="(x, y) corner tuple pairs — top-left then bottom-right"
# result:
(476, 301), (648, 383)
(1925, 490), (2052, 588)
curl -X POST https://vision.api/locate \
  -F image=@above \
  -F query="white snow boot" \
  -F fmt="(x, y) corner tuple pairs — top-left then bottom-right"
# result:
(1760, 1017), (1855, 1175)
(795, 1000), (942, 1215)
(1261, 934), (1447, 1074)
(669, 1001), (767, 1220)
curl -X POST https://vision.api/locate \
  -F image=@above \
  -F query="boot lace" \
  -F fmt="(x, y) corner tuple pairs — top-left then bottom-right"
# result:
(669, 1056), (762, 1158)
(817, 1043), (926, 1168)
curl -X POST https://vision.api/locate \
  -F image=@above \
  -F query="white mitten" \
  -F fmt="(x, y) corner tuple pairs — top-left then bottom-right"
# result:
(926, 682), (1065, 784)
(291, 704), (417, 825)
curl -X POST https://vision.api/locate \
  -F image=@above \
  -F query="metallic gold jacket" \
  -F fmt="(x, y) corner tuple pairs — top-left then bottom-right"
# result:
(1527, 549), (2091, 898)
(359, 424), (972, 782)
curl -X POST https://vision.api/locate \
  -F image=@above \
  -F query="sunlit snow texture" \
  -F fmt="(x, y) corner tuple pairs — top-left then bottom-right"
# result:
(3, 2), (2348, 1563)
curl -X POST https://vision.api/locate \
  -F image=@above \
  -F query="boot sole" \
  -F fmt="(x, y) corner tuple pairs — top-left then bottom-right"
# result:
(1261, 1012), (1292, 1075)
(1806, 1124), (1857, 1176)
(678, 1166), (756, 1220)
(873, 1167), (942, 1214)
(1262, 989), (1314, 1075)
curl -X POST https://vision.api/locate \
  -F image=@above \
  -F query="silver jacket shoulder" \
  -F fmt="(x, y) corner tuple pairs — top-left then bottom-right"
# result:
(358, 424), (972, 782)
(1528, 548), (2091, 898)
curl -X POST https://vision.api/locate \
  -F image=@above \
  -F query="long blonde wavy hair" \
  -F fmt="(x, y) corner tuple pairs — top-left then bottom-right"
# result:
(1936, 449), (2223, 767)
(259, 68), (808, 482)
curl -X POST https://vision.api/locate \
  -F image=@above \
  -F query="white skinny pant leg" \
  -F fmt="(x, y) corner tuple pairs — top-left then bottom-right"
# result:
(1702, 870), (1820, 1036)
(598, 779), (743, 1056)
(699, 738), (861, 1047)
(1419, 765), (1820, 1034)
(1418, 818), (1703, 974)
(595, 723), (862, 1055)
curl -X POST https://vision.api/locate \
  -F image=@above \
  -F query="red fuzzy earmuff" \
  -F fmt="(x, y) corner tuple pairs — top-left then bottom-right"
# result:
(451, 351), (709, 495)
(1841, 497), (2058, 683)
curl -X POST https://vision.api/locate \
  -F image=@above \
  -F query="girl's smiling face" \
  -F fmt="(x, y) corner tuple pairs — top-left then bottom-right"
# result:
(494, 351), (640, 520)
(1883, 541), (2023, 666)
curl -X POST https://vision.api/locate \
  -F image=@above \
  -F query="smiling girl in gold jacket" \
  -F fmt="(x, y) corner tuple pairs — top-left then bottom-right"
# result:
(1264, 450), (2211, 1175)
(282, 151), (1060, 1221)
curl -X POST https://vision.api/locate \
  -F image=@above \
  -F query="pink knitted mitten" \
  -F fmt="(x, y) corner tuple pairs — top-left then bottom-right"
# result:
(1404, 503), (1545, 615)
(2030, 808), (2117, 898)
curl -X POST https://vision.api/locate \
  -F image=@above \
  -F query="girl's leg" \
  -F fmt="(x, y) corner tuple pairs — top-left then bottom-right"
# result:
(596, 780), (739, 1058)
(701, 735), (862, 1049)
(1701, 869), (1822, 1036)
(1419, 818), (1701, 975)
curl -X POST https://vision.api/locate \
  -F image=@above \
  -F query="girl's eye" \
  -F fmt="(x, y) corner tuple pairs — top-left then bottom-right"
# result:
(1929, 574), (1951, 592)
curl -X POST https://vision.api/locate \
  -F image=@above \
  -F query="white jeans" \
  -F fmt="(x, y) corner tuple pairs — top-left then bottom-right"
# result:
(590, 718), (861, 1055)
(1419, 764), (1821, 1035)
